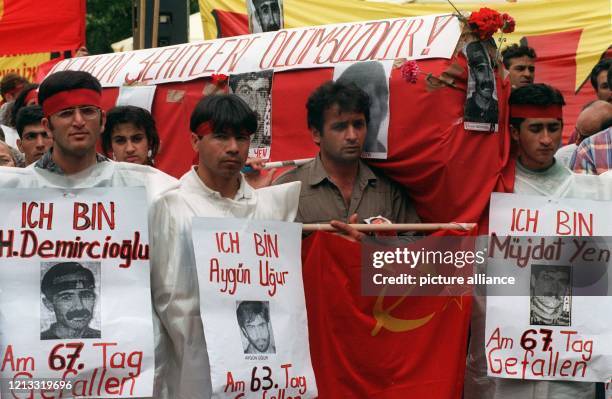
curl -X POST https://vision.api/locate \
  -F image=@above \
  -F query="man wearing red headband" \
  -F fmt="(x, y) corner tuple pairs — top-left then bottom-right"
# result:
(149, 94), (300, 398)
(0, 70), (177, 398)
(465, 84), (595, 399)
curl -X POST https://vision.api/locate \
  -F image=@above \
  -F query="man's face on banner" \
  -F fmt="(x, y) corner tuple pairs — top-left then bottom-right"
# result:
(235, 78), (270, 129)
(533, 270), (569, 298)
(254, 0), (281, 32)
(471, 57), (494, 100)
(242, 313), (271, 352)
(47, 287), (96, 331)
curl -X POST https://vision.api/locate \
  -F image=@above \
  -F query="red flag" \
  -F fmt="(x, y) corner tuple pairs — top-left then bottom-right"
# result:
(0, 0), (86, 55)
(302, 232), (472, 398)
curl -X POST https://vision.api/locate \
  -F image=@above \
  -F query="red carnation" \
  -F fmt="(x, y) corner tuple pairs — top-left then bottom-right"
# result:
(211, 73), (229, 86)
(501, 13), (516, 34)
(400, 60), (420, 84)
(468, 7), (504, 40)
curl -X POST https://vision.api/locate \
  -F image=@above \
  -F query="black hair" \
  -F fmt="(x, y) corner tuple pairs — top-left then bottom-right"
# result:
(306, 80), (370, 133)
(41, 262), (95, 300)
(509, 83), (565, 129)
(589, 58), (611, 91)
(15, 105), (44, 138)
(102, 105), (160, 164)
(236, 301), (269, 328)
(8, 83), (38, 128)
(0, 73), (28, 97)
(608, 64), (612, 91)
(190, 94), (258, 135)
(501, 44), (537, 69)
(38, 71), (102, 106)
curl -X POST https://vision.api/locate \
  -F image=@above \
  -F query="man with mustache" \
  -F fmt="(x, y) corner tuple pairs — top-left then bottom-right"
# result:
(41, 262), (100, 340)
(274, 81), (419, 236)
(464, 41), (499, 125)
(150, 94), (299, 398)
(237, 301), (275, 354)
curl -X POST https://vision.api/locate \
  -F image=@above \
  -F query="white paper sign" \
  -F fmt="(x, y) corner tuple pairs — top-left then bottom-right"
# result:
(49, 14), (461, 88)
(116, 85), (157, 112)
(192, 217), (317, 399)
(486, 193), (612, 382)
(0, 188), (154, 398)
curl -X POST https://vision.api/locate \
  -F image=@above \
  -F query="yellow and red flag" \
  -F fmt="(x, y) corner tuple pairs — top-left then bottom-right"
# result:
(0, 0), (86, 55)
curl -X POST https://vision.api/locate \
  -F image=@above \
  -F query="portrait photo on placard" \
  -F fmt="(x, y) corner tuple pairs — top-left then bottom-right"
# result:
(247, 0), (284, 33)
(229, 70), (273, 152)
(40, 261), (101, 340)
(529, 264), (572, 327)
(464, 40), (499, 130)
(334, 60), (392, 158)
(236, 300), (276, 355)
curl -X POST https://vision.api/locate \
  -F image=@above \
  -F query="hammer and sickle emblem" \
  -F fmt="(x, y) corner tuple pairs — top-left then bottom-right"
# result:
(370, 260), (440, 336)
(371, 285), (435, 336)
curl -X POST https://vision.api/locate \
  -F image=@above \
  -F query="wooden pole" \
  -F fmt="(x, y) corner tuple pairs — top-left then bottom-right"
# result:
(137, 0), (146, 50)
(151, 0), (160, 48)
(302, 223), (476, 232)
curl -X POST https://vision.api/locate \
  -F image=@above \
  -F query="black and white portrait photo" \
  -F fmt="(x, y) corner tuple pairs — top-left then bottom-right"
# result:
(464, 41), (499, 130)
(236, 301), (276, 354)
(334, 61), (391, 158)
(229, 70), (273, 152)
(40, 261), (101, 340)
(247, 0), (283, 33)
(530, 264), (572, 326)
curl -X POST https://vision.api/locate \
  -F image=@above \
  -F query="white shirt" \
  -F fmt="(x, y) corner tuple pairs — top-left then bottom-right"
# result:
(150, 167), (300, 399)
(554, 144), (577, 169)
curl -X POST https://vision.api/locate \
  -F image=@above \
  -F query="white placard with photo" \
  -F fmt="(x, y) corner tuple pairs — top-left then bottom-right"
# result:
(486, 193), (612, 382)
(192, 217), (317, 399)
(0, 188), (154, 397)
(333, 60), (393, 159)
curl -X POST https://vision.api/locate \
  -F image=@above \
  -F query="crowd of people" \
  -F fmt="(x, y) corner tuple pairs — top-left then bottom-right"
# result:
(0, 39), (610, 398)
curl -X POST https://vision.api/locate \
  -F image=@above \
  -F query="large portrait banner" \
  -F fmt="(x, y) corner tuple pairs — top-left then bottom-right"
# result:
(486, 193), (612, 382)
(0, 188), (154, 398)
(192, 218), (317, 399)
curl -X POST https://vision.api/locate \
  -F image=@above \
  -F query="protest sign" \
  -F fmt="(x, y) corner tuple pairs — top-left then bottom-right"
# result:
(192, 218), (317, 399)
(486, 193), (612, 382)
(49, 14), (460, 88)
(0, 188), (154, 398)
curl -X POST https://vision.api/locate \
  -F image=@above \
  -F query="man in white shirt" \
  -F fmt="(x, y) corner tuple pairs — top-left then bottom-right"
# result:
(464, 83), (595, 399)
(0, 70), (177, 398)
(150, 94), (300, 399)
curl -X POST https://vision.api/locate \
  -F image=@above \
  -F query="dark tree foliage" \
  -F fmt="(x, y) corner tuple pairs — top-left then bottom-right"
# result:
(85, 0), (199, 55)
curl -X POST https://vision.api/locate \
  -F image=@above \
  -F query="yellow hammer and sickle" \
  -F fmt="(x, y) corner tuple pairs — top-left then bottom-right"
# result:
(371, 261), (437, 336)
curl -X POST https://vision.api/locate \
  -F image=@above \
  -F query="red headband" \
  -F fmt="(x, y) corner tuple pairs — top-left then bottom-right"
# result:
(4, 83), (24, 98)
(24, 89), (38, 105)
(195, 121), (214, 137)
(510, 104), (563, 120)
(194, 121), (253, 137)
(42, 88), (102, 117)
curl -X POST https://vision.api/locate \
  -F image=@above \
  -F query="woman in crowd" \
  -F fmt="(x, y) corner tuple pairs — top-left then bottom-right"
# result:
(101, 105), (160, 166)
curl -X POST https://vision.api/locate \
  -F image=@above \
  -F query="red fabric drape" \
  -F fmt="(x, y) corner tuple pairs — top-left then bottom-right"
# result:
(302, 232), (472, 398)
(0, 0), (85, 55)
